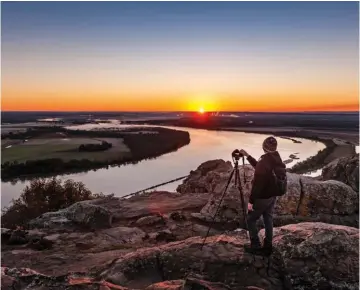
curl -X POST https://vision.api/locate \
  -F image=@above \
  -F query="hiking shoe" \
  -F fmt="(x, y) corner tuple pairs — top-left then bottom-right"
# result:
(262, 238), (273, 256)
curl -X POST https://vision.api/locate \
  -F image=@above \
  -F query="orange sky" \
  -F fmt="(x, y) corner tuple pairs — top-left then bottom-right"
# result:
(2, 88), (358, 112)
(2, 2), (359, 112)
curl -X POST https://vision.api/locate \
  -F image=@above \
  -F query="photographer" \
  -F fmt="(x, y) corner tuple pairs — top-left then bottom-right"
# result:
(240, 136), (286, 256)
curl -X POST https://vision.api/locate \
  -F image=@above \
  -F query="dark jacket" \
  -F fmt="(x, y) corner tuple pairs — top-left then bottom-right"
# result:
(247, 151), (286, 204)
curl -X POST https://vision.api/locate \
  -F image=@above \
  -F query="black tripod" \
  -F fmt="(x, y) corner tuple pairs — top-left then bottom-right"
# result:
(200, 150), (248, 249)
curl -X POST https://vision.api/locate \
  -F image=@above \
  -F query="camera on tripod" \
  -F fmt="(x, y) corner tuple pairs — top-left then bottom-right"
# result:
(232, 149), (243, 161)
(201, 148), (248, 249)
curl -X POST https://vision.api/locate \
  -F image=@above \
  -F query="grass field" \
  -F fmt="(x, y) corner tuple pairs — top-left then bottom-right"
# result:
(1, 137), (131, 164)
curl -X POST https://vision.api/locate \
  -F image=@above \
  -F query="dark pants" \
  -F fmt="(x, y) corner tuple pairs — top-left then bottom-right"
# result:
(247, 196), (276, 246)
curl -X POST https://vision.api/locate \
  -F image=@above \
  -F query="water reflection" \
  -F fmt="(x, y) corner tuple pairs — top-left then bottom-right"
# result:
(1, 125), (325, 208)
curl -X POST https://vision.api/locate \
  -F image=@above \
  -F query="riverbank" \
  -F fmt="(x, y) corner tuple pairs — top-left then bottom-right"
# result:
(1, 126), (190, 181)
(126, 118), (357, 174)
(2, 126), (325, 209)
(218, 127), (357, 174)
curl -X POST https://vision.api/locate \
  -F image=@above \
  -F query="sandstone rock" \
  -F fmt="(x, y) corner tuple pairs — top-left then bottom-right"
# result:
(322, 154), (359, 192)
(29, 201), (113, 230)
(189, 163), (254, 224)
(43, 233), (61, 242)
(146, 278), (263, 290)
(75, 241), (96, 250)
(101, 226), (146, 244)
(190, 224), (222, 237)
(28, 191), (208, 233)
(148, 229), (176, 242)
(268, 222), (359, 290)
(135, 214), (166, 227)
(1, 267), (129, 290)
(169, 211), (187, 222)
(2, 223), (358, 290)
(65, 201), (113, 229)
(177, 160), (233, 194)
(184, 277), (232, 290)
(99, 222), (358, 290)
(298, 177), (357, 215)
(28, 210), (71, 229)
(185, 160), (358, 227)
(146, 280), (184, 290)
(100, 229), (278, 289)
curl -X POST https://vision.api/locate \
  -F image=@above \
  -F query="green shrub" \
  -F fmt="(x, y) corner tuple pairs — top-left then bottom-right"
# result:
(1, 178), (104, 229)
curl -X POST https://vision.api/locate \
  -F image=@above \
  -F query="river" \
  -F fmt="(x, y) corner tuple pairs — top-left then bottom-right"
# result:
(1, 124), (326, 208)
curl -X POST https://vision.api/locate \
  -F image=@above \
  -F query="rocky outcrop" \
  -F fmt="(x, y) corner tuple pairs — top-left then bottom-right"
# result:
(28, 192), (208, 232)
(98, 222), (358, 290)
(183, 160), (358, 227)
(322, 154), (359, 192)
(29, 201), (113, 230)
(1, 267), (129, 290)
(66, 201), (113, 229)
(1, 268), (263, 290)
(146, 278), (264, 290)
(2, 223), (358, 290)
(4, 160), (359, 289)
(176, 160), (233, 194)
(269, 222), (359, 290)
(146, 280), (184, 290)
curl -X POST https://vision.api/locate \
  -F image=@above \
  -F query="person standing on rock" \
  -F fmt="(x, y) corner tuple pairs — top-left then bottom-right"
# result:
(240, 136), (286, 255)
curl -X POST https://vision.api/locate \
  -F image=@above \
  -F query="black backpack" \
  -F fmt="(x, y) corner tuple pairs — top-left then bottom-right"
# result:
(272, 167), (287, 196)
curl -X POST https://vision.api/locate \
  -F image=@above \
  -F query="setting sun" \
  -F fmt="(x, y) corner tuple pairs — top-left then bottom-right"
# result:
(199, 107), (205, 114)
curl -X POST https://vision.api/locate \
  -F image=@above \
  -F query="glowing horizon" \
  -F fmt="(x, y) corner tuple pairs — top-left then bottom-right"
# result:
(2, 2), (359, 112)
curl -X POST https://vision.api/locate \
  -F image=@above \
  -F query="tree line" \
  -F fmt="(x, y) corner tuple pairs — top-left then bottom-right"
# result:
(1, 178), (106, 229)
(288, 139), (338, 174)
(1, 127), (190, 181)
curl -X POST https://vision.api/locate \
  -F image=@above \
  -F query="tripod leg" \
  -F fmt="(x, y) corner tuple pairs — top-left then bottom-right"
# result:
(200, 168), (235, 249)
(236, 167), (249, 231)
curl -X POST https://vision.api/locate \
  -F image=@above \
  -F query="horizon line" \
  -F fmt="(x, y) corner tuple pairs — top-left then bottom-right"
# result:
(2, 110), (359, 113)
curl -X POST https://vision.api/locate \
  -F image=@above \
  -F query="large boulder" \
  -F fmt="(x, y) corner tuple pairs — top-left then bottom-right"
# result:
(177, 160), (233, 194)
(28, 210), (72, 230)
(65, 201), (113, 229)
(99, 230), (278, 289)
(99, 222), (358, 290)
(29, 200), (113, 230)
(269, 222), (359, 290)
(185, 160), (358, 227)
(322, 154), (359, 192)
(189, 162), (254, 224)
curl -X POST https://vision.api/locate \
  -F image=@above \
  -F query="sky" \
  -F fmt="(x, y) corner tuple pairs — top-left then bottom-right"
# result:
(1, 2), (359, 112)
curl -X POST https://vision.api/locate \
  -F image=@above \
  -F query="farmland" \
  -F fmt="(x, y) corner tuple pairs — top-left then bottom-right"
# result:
(2, 137), (130, 164)
(1, 126), (191, 180)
